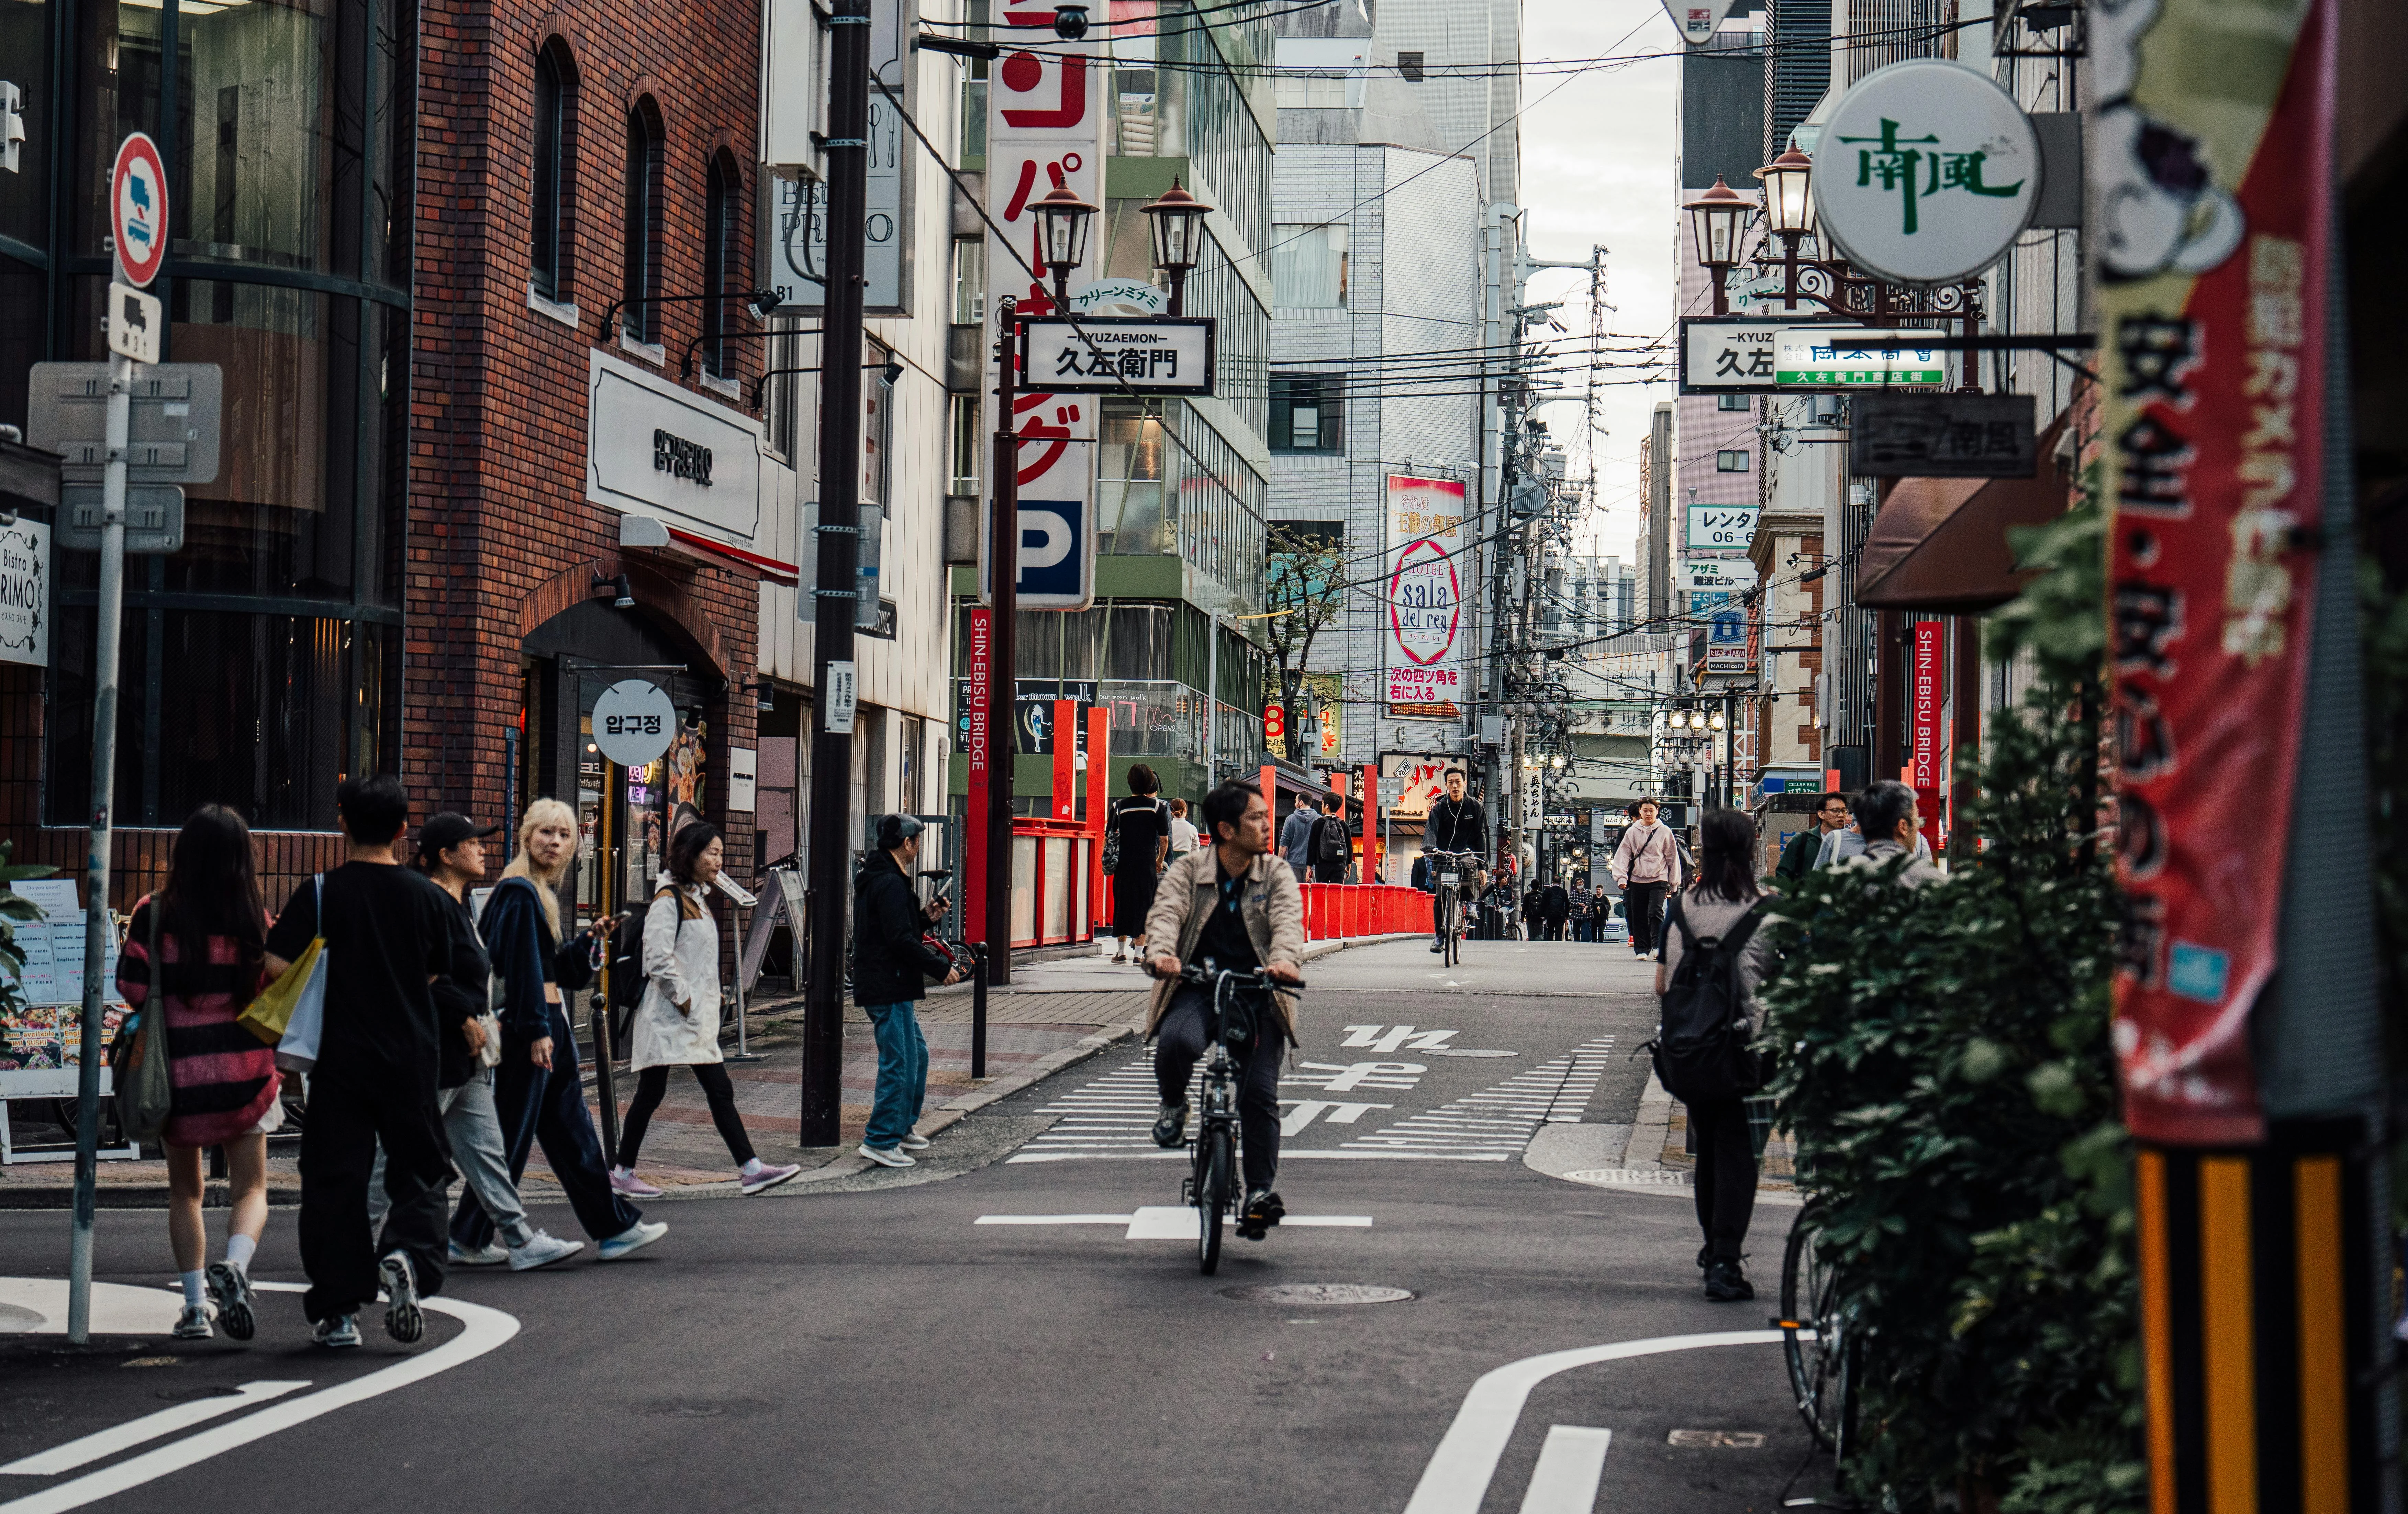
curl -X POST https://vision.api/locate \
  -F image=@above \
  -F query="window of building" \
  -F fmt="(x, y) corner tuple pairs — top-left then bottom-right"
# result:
(1717, 393), (1749, 412)
(959, 0), (991, 161)
(1396, 51), (1425, 81)
(703, 152), (745, 378)
(1717, 449), (1750, 472)
(951, 237), (985, 325)
(949, 395), (981, 497)
(621, 99), (666, 344)
(1270, 224), (1347, 308)
(531, 43), (576, 301)
(1099, 402), (1167, 555)
(1269, 376), (1342, 453)
(1274, 73), (1350, 108)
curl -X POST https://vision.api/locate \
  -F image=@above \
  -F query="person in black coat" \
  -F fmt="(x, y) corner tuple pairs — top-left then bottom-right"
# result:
(852, 814), (964, 1167)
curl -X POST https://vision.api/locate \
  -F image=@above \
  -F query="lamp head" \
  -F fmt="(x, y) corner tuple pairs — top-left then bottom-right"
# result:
(1139, 177), (1213, 275)
(1680, 174), (1754, 269)
(1753, 147), (1814, 237)
(1030, 182), (1099, 275)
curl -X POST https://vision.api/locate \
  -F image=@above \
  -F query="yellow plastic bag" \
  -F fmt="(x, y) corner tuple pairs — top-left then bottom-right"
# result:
(238, 935), (323, 1047)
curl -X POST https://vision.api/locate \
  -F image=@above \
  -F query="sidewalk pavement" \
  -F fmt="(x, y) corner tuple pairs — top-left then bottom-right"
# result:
(0, 933), (1418, 1207)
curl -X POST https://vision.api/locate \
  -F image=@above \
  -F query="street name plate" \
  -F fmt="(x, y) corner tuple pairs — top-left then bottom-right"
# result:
(57, 484), (185, 553)
(26, 363), (223, 483)
(1849, 390), (2037, 477)
(1018, 317), (1215, 396)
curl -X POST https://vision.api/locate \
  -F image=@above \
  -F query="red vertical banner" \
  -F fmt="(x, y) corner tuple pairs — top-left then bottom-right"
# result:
(1051, 699), (1075, 820)
(2100, 0), (2333, 1144)
(1085, 705), (1110, 933)
(1361, 762), (1380, 884)
(1910, 621), (1943, 848)
(966, 607), (993, 944)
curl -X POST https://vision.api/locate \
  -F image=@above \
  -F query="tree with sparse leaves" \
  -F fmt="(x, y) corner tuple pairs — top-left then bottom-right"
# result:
(1258, 524), (1349, 756)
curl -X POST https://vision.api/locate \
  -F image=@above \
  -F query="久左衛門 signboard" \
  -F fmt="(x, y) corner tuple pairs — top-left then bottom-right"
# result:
(1384, 476), (1465, 720)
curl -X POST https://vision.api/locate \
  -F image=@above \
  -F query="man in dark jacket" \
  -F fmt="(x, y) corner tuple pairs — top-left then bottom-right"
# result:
(853, 814), (964, 1168)
(1776, 792), (1852, 883)
(1308, 794), (1351, 884)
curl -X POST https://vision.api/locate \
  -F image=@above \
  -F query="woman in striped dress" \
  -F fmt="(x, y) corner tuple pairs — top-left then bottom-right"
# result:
(117, 804), (279, 1343)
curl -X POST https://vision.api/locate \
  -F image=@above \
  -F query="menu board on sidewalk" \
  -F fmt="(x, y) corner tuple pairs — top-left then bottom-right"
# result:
(1, 882), (127, 1099)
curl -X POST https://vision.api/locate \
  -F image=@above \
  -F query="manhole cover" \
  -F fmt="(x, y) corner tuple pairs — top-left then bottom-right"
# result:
(1668, 1429), (1766, 1448)
(1217, 1283), (1413, 1306)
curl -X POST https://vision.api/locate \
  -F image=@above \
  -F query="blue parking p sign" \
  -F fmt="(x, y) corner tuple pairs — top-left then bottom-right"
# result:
(981, 495), (1094, 610)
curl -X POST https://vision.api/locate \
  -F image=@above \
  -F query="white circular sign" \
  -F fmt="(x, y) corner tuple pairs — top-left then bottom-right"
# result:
(111, 133), (170, 288)
(1810, 59), (2040, 287)
(592, 679), (677, 768)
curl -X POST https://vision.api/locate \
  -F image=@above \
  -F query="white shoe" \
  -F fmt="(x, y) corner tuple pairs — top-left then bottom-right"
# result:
(857, 1143), (916, 1168)
(171, 1302), (212, 1340)
(508, 1231), (584, 1271)
(598, 1220), (669, 1262)
(449, 1240), (511, 1267)
(899, 1132), (932, 1151)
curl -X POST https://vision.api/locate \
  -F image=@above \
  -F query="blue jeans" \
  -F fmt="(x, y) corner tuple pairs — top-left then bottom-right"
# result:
(862, 1002), (928, 1150)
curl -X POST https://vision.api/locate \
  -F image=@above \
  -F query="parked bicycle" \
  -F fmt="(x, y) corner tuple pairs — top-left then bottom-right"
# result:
(1168, 959), (1305, 1275)
(1777, 1197), (1860, 1459)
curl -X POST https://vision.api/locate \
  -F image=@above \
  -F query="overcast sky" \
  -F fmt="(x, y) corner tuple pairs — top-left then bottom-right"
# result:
(1518, 0), (1682, 564)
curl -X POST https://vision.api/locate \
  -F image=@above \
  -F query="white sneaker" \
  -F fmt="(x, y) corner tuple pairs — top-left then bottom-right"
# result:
(449, 1240), (511, 1267)
(171, 1302), (212, 1340)
(507, 1231), (584, 1271)
(313, 1313), (361, 1350)
(857, 1143), (915, 1168)
(597, 1220), (669, 1262)
(899, 1132), (932, 1151)
(739, 1162), (803, 1195)
(378, 1252), (424, 1345)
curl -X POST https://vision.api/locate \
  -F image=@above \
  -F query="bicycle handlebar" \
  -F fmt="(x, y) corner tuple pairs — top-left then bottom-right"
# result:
(1165, 961), (1306, 993)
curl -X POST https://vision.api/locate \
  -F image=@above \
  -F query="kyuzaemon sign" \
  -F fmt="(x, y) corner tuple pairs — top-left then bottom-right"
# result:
(1384, 475), (1466, 720)
(2100, 0), (2333, 1146)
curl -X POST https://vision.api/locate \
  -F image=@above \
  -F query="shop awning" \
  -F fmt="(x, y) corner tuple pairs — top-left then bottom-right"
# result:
(1855, 413), (2075, 613)
(619, 515), (798, 587)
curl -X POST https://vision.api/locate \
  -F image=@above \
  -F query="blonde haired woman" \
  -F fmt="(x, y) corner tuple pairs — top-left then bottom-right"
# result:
(449, 799), (668, 1263)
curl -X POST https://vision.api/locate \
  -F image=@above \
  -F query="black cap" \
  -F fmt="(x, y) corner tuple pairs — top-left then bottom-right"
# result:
(418, 811), (501, 860)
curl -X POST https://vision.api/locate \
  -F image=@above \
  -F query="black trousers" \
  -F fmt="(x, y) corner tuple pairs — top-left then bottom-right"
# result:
(1153, 986), (1285, 1193)
(618, 1061), (756, 1168)
(1688, 1095), (1760, 1262)
(453, 1006), (640, 1250)
(298, 1064), (453, 1324)
(1625, 881), (1670, 956)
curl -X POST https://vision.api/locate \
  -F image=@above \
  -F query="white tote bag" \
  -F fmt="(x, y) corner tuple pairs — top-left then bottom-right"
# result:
(273, 876), (330, 1073)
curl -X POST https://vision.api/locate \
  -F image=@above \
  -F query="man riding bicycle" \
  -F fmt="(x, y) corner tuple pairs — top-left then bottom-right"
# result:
(1143, 781), (1305, 1240)
(1424, 769), (1489, 952)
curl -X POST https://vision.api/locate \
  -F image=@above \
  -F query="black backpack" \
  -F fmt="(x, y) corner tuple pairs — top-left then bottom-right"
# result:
(1315, 813), (1348, 867)
(1643, 895), (1772, 1103)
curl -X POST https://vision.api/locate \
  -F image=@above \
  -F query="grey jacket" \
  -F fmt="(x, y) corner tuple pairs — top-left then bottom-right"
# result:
(1858, 837), (1944, 888)
(1142, 847), (1306, 1043)
(1279, 806), (1317, 868)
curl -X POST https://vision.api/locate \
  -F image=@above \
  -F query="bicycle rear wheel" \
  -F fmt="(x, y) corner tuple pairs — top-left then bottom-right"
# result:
(1780, 1201), (1853, 1453)
(1197, 1126), (1231, 1274)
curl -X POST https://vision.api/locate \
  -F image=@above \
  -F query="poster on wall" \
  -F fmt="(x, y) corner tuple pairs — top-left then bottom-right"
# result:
(978, 9), (1108, 612)
(0, 881), (126, 1098)
(1378, 754), (1463, 820)
(1384, 475), (1467, 720)
(0, 517), (48, 668)
(2098, 0), (2333, 1146)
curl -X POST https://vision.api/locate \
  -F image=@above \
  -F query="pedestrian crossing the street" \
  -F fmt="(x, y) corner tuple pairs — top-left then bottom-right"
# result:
(1337, 1037), (1613, 1156)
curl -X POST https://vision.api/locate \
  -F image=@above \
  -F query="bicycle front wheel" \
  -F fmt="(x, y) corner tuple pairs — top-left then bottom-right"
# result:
(1781, 1201), (1851, 1452)
(1197, 1127), (1232, 1274)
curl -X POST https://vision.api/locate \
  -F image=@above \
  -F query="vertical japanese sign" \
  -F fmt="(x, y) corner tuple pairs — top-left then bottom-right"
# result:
(1384, 475), (1466, 719)
(1910, 620), (1942, 847)
(965, 607), (993, 943)
(2098, 0), (2332, 1145)
(979, 9), (1107, 611)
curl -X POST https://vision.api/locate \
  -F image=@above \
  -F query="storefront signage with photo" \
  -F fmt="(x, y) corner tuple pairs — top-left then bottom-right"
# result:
(1377, 754), (1461, 821)
(1774, 329), (1949, 388)
(0, 517), (47, 668)
(2099, 0), (2335, 1146)
(1811, 59), (2041, 287)
(1019, 318), (1214, 396)
(1383, 475), (1467, 720)
(586, 351), (763, 546)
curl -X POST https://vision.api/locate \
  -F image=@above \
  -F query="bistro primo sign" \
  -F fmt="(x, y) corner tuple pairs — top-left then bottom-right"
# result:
(1811, 59), (2042, 287)
(653, 428), (714, 487)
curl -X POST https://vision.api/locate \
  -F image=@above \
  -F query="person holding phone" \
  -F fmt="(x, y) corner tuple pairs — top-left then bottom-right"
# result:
(853, 814), (965, 1168)
(610, 823), (801, 1197)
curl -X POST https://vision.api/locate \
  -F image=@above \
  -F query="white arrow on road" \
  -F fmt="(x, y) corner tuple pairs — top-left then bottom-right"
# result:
(976, 1208), (1371, 1239)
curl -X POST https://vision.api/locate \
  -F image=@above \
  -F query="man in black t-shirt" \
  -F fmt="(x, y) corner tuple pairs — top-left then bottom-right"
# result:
(1425, 770), (1488, 950)
(263, 774), (457, 1349)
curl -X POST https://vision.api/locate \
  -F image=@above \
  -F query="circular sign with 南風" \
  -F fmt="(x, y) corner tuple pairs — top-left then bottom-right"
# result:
(591, 679), (678, 768)
(110, 133), (170, 289)
(1810, 59), (2040, 287)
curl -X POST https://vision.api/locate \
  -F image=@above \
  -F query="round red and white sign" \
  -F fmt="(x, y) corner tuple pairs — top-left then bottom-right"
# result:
(111, 133), (170, 288)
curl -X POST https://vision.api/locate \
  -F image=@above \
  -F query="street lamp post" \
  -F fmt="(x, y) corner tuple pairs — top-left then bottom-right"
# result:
(1029, 183), (1099, 311)
(1139, 178), (1212, 317)
(1681, 175), (1754, 317)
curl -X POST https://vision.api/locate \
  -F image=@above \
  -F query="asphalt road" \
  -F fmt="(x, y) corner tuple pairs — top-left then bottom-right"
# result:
(0, 940), (1826, 1514)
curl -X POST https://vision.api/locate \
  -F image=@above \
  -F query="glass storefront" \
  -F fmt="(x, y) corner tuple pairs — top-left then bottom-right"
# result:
(2, 0), (409, 830)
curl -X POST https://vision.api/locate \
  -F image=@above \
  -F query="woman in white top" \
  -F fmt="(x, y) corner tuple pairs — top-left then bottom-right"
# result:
(609, 822), (802, 1198)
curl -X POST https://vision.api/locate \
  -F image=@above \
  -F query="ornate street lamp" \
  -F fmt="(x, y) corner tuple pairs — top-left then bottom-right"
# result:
(1681, 175), (1754, 315)
(1028, 182), (1098, 310)
(1140, 177), (1213, 316)
(1753, 146), (1815, 238)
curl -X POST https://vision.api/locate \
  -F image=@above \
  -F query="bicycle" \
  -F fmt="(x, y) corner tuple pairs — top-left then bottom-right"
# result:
(1166, 959), (1305, 1276)
(1425, 850), (1482, 967)
(1777, 1197), (1860, 1460)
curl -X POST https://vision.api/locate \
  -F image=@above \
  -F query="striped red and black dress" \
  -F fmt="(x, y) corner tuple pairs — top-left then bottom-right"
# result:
(115, 897), (280, 1148)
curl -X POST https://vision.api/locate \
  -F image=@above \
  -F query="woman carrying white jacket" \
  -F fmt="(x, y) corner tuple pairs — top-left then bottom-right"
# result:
(607, 822), (802, 1198)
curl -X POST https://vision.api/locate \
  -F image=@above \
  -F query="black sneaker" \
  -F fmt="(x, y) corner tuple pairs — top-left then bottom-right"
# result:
(1429, 940), (1447, 953)
(1238, 1188), (1285, 1240)
(378, 1251), (424, 1344)
(1696, 1244), (1712, 1272)
(1151, 1101), (1189, 1148)
(1704, 1258), (1755, 1302)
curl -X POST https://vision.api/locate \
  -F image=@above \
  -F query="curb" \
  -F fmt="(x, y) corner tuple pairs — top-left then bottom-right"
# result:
(1538, 1071), (1804, 1206)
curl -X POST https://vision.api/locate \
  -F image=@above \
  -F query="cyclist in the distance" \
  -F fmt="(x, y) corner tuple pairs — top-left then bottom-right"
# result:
(1425, 768), (1489, 952)
(1142, 782), (1305, 1240)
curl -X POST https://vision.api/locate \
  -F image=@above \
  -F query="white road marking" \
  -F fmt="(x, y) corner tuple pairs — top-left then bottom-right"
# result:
(1339, 1026), (1461, 1053)
(0, 1382), (311, 1476)
(1401, 1332), (1784, 1514)
(0, 1283), (517, 1514)
(973, 1209), (1372, 1240)
(1283, 1060), (1426, 1091)
(1005, 1149), (1509, 1162)
(1278, 1100), (1393, 1136)
(0, 1280), (187, 1337)
(970, 1215), (1134, 1226)
(1517, 1426), (1613, 1514)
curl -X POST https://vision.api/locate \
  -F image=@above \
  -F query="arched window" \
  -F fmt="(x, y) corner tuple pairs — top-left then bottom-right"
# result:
(703, 151), (746, 378)
(621, 97), (666, 343)
(531, 42), (577, 301)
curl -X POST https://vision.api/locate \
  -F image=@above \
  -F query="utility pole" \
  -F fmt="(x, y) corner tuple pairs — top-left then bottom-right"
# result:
(799, 0), (871, 1148)
(983, 299), (1020, 988)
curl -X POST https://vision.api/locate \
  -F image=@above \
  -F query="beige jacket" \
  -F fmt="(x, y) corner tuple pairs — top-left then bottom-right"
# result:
(1141, 846), (1306, 1042)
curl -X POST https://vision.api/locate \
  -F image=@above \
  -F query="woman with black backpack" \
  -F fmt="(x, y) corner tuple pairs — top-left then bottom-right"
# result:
(1654, 807), (1779, 1303)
